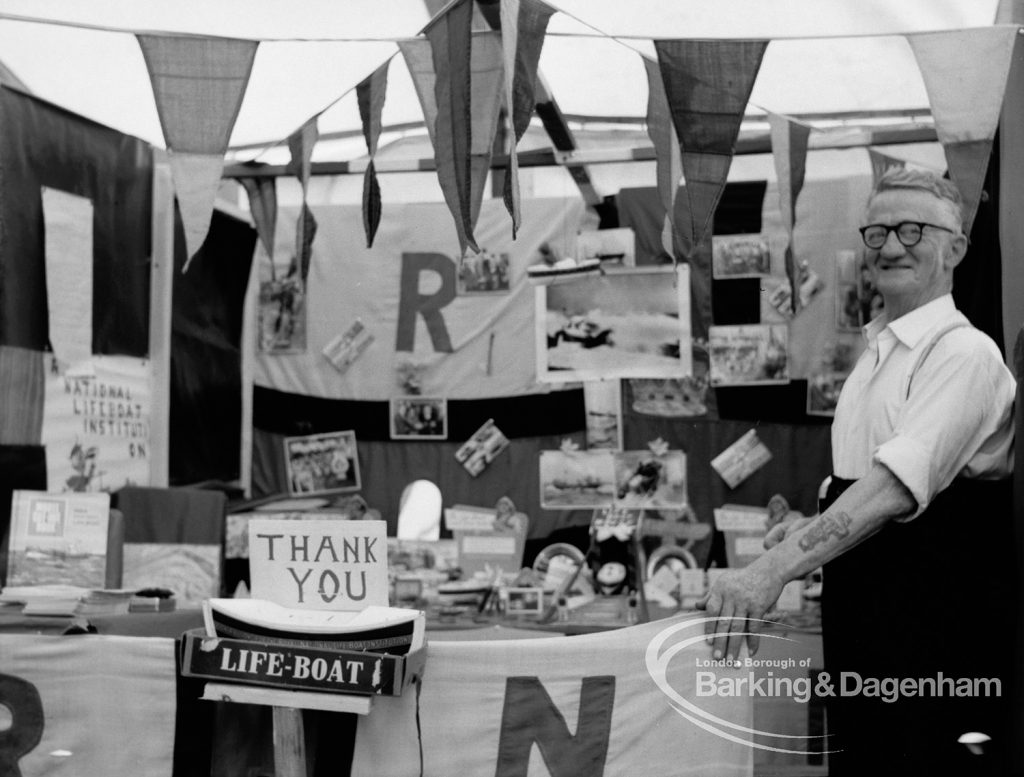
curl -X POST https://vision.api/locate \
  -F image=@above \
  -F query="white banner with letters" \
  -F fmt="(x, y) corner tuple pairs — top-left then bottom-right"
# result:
(255, 197), (585, 400)
(42, 355), (152, 492)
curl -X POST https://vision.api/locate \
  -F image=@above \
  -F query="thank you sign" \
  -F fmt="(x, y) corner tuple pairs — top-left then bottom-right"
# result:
(248, 519), (389, 610)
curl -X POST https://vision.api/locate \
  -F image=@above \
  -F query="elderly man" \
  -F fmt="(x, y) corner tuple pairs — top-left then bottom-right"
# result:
(700, 168), (1016, 775)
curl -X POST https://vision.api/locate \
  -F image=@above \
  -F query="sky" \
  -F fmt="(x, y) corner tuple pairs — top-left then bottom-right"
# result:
(0, 0), (1002, 151)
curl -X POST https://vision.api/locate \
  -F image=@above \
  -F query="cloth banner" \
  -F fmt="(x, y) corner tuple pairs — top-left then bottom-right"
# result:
(654, 40), (768, 255)
(42, 355), (151, 492)
(137, 34), (258, 264)
(867, 147), (906, 185)
(401, 20), (505, 255)
(767, 113), (811, 313)
(643, 55), (683, 260)
(287, 119), (320, 280)
(254, 196), (584, 399)
(351, 616), (752, 776)
(907, 26), (1018, 235)
(500, 0), (556, 238)
(0, 634), (177, 776)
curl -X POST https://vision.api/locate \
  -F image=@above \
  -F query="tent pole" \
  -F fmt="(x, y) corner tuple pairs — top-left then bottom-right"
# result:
(148, 156), (174, 487)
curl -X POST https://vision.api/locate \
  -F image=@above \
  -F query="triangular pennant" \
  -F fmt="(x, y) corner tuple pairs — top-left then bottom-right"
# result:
(945, 139), (995, 235)
(643, 55), (683, 260)
(239, 175), (278, 264)
(137, 35), (258, 153)
(295, 203), (318, 283)
(286, 118), (319, 196)
(867, 148), (906, 187)
(362, 161), (383, 250)
(357, 60), (390, 248)
(424, 0), (476, 253)
(500, 0), (556, 238)
(137, 34), (258, 265)
(403, 15), (504, 255)
(908, 27), (1017, 233)
(767, 112), (811, 313)
(168, 152), (228, 271)
(654, 39), (768, 250)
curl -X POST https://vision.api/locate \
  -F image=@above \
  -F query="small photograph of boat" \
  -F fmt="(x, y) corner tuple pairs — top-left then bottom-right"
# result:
(539, 449), (617, 509)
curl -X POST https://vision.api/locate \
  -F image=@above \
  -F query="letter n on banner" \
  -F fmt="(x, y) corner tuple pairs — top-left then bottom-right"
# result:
(396, 252), (456, 352)
(495, 676), (615, 777)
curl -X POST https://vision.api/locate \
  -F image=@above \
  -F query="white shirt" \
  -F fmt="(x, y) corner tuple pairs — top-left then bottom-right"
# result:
(831, 294), (1015, 517)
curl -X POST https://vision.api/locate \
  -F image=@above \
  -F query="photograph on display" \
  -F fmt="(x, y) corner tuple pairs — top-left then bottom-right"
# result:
(322, 318), (374, 374)
(457, 248), (511, 295)
(708, 324), (790, 386)
(258, 276), (306, 354)
(626, 375), (710, 418)
(835, 249), (883, 331)
(711, 233), (772, 278)
(504, 587), (544, 617)
(584, 381), (623, 450)
(807, 335), (863, 417)
(539, 449), (617, 509)
(711, 429), (773, 489)
(576, 227), (636, 267)
(535, 265), (691, 383)
(455, 419), (510, 477)
(613, 450), (687, 509)
(390, 397), (448, 440)
(283, 430), (361, 496)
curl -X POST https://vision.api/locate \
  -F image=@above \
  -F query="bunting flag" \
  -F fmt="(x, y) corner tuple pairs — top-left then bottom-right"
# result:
(401, 2), (505, 255)
(907, 26), (1018, 235)
(867, 148), (906, 187)
(767, 112), (811, 313)
(654, 40), (768, 255)
(239, 175), (278, 265)
(137, 35), (258, 269)
(499, 0), (556, 238)
(357, 60), (391, 248)
(287, 118), (319, 280)
(643, 55), (683, 261)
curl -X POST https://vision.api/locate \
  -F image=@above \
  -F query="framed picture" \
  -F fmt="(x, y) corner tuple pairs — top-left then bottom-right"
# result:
(712, 234), (772, 278)
(504, 587), (544, 617)
(539, 449), (616, 510)
(457, 248), (511, 295)
(390, 397), (448, 440)
(258, 277), (306, 354)
(613, 450), (687, 509)
(708, 324), (790, 386)
(283, 431), (360, 496)
(535, 265), (691, 383)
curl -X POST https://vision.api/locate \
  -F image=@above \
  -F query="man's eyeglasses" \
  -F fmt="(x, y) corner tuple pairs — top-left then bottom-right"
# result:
(858, 221), (957, 249)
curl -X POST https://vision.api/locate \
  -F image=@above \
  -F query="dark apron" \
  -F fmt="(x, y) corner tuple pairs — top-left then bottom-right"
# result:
(820, 475), (1015, 776)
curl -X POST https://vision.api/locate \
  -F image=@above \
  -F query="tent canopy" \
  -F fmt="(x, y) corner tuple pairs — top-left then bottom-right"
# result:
(0, 0), (1002, 159)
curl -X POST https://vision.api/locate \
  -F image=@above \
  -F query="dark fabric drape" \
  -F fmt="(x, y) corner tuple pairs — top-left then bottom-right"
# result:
(953, 134), (1005, 353)
(0, 86), (152, 355)
(170, 209), (256, 485)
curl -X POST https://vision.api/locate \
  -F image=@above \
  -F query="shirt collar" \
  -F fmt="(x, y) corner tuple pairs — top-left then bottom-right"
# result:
(863, 294), (956, 348)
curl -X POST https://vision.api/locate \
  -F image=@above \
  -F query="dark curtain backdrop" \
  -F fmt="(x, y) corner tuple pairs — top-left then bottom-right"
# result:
(170, 209), (256, 485)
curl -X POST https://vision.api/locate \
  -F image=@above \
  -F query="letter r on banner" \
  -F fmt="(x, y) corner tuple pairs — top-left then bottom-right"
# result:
(396, 253), (456, 352)
(495, 676), (615, 777)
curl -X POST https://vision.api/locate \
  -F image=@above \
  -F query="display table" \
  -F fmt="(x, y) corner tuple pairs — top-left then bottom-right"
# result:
(0, 608), (824, 777)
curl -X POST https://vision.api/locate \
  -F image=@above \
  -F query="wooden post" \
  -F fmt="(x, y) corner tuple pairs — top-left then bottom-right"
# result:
(272, 707), (307, 777)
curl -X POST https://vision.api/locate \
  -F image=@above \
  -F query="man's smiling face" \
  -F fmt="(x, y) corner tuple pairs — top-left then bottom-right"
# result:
(863, 188), (966, 319)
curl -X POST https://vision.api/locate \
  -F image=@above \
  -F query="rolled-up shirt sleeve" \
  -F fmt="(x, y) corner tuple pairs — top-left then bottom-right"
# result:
(872, 330), (1015, 519)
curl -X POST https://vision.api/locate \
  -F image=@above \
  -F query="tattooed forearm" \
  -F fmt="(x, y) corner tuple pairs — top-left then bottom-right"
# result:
(797, 512), (853, 552)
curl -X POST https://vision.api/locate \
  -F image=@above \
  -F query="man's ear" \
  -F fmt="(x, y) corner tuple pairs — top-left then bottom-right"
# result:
(945, 232), (969, 271)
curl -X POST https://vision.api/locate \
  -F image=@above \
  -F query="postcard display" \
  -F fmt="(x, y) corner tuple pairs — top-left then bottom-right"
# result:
(181, 518), (426, 774)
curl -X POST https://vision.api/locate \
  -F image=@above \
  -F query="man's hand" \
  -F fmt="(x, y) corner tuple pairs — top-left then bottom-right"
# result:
(763, 516), (813, 549)
(696, 564), (784, 662)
